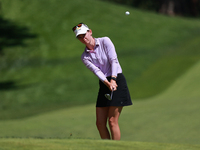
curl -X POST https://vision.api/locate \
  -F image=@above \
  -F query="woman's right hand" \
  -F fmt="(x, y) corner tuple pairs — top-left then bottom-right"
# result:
(110, 79), (118, 91)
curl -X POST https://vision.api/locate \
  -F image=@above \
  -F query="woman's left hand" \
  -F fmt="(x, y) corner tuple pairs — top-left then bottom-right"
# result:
(103, 79), (118, 91)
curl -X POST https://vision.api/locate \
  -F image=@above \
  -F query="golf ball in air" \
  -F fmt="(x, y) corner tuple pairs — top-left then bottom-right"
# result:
(125, 11), (130, 15)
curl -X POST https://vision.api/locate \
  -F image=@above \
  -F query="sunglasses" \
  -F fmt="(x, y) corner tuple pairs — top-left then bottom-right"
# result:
(72, 23), (83, 31)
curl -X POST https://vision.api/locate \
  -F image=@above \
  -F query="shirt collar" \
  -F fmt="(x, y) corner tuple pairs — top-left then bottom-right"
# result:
(85, 38), (99, 53)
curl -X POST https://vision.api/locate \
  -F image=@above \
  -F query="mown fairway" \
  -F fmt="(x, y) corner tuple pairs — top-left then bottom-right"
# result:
(0, 139), (200, 150)
(0, 0), (200, 149)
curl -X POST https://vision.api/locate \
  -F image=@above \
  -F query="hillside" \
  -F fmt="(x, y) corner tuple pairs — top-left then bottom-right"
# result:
(0, 60), (200, 145)
(0, 0), (200, 119)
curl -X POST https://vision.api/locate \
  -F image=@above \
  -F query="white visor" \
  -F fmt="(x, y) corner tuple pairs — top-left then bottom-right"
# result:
(74, 24), (89, 37)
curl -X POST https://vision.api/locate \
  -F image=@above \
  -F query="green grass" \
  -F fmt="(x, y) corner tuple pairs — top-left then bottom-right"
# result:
(0, 60), (200, 145)
(0, 0), (200, 121)
(0, 139), (200, 150)
(1, 1), (200, 149)
(0, 60), (200, 148)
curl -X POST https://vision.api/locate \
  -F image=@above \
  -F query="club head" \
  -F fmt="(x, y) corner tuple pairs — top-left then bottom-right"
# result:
(105, 94), (112, 100)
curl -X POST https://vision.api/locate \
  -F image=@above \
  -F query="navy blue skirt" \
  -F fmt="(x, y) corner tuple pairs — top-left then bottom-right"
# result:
(96, 73), (132, 107)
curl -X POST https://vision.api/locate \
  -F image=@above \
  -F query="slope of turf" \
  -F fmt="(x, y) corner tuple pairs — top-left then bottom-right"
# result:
(0, 138), (200, 150)
(0, 60), (200, 145)
(0, 0), (200, 120)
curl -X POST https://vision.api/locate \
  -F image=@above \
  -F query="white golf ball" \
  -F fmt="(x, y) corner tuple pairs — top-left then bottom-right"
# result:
(125, 11), (130, 15)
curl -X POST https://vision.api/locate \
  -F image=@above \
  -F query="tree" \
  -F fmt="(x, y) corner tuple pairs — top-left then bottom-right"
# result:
(159, 0), (199, 17)
(101, 0), (199, 17)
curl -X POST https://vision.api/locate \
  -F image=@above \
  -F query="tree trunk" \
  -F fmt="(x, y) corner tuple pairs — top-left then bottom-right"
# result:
(159, 0), (175, 16)
(159, 0), (199, 17)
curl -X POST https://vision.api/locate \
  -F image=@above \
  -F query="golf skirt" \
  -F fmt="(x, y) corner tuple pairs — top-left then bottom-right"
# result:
(96, 73), (132, 107)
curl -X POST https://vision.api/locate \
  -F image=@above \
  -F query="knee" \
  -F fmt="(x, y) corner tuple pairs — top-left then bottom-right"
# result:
(108, 117), (118, 128)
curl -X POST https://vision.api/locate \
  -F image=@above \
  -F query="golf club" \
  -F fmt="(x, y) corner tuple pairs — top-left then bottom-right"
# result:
(105, 89), (114, 100)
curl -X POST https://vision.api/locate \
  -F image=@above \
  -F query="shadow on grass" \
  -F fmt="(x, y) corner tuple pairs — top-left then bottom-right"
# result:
(0, 81), (30, 91)
(0, 81), (19, 91)
(0, 16), (37, 55)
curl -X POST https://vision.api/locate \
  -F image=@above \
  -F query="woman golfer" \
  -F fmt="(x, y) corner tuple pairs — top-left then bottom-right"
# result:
(72, 23), (132, 140)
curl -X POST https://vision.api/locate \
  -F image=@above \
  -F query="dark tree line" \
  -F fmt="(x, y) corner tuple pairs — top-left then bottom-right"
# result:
(101, 0), (200, 17)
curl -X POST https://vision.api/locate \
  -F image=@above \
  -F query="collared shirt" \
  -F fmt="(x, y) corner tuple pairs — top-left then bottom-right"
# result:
(81, 37), (122, 82)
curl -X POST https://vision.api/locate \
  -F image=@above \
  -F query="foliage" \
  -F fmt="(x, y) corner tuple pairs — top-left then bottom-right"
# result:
(101, 0), (200, 17)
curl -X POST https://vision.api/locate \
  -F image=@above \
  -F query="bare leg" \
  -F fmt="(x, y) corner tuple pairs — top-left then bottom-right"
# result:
(96, 107), (110, 139)
(108, 106), (123, 140)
